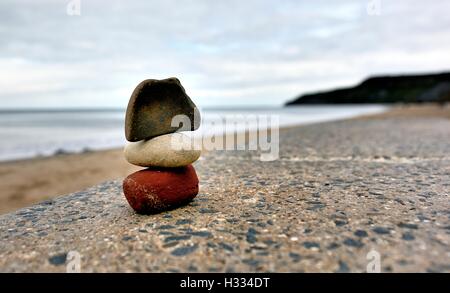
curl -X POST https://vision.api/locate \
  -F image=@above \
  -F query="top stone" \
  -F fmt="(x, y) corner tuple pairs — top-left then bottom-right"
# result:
(125, 78), (201, 142)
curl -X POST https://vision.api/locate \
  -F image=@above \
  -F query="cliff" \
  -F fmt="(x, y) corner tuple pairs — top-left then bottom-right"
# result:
(286, 72), (450, 105)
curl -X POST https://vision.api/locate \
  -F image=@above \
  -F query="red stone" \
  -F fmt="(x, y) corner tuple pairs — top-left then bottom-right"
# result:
(122, 165), (199, 214)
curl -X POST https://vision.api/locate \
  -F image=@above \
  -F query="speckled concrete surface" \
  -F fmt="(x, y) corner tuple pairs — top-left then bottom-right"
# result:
(1, 117), (449, 272)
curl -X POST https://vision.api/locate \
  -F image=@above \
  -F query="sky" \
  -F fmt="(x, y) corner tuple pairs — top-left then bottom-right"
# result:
(0, 0), (450, 108)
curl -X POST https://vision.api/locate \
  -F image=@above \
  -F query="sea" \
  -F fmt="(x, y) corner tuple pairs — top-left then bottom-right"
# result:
(0, 105), (387, 162)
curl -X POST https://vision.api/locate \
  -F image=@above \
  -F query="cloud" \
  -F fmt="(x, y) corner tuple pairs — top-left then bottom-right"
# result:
(0, 0), (449, 108)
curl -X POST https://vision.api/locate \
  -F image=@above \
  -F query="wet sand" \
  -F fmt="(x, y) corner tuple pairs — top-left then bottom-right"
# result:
(0, 149), (140, 214)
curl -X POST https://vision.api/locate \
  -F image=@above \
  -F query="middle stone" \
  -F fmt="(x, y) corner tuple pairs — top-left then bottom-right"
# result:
(124, 132), (201, 168)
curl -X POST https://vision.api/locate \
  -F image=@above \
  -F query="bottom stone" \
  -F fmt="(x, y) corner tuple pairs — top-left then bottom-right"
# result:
(122, 165), (199, 214)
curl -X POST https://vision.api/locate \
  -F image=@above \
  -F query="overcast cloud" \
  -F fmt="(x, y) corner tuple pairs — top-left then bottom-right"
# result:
(0, 0), (450, 108)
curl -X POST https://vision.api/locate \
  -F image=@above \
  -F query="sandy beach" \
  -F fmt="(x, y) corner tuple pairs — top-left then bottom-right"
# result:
(0, 149), (140, 214)
(0, 104), (448, 214)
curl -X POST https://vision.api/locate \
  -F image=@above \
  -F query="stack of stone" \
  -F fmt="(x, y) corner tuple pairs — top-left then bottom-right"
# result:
(122, 78), (201, 214)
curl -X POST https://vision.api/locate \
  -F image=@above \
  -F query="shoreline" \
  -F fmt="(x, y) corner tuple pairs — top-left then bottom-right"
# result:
(0, 104), (448, 214)
(0, 104), (386, 164)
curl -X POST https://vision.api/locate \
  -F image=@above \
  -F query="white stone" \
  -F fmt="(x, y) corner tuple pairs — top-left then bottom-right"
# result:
(124, 133), (201, 167)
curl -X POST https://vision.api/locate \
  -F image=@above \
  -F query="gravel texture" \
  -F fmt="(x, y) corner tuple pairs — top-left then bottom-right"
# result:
(0, 116), (449, 272)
